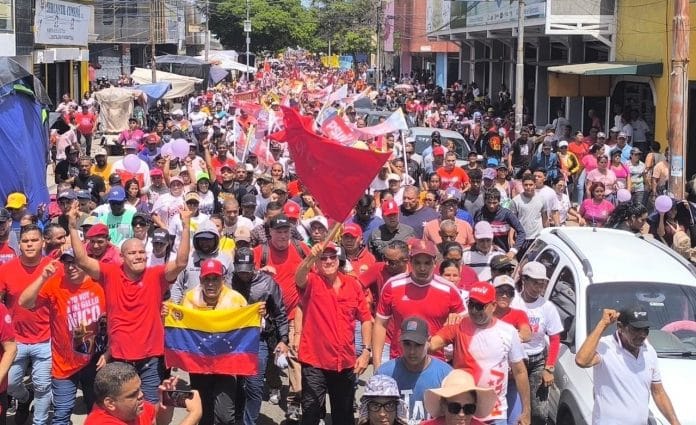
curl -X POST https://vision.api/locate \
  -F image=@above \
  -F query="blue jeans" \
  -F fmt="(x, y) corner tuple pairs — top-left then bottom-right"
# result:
(575, 170), (586, 204)
(51, 359), (98, 425)
(241, 339), (270, 425)
(112, 356), (167, 404)
(506, 377), (522, 425)
(8, 342), (52, 425)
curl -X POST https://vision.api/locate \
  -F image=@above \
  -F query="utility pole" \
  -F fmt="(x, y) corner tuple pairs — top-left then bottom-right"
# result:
(204, 0), (210, 61)
(150, 0), (157, 82)
(514, 0), (525, 138)
(669, 0), (690, 198)
(376, 0), (383, 88)
(244, 0), (251, 81)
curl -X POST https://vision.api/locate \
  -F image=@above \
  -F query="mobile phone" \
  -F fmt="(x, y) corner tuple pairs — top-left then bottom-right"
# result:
(161, 390), (194, 408)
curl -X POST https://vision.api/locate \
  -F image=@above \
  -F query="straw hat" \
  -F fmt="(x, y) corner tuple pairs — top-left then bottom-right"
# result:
(424, 370), (497, 419)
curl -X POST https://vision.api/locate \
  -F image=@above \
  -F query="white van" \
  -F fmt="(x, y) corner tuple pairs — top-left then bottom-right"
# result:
(521, 227), (696, 425)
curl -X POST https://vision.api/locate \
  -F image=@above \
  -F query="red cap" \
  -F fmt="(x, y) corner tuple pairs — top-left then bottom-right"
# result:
(150, 168), (163, 177)
(409, 239), (437, 258)
(468, 281), (496, 304)
(85, 223), (109, 238)
(381, 200), (399, 216)
(200, 259), (224, 277)
(322, 242), (339, 255)
(342, 223), (362, 238)
(433, 146), (446, 156)
(147, 133), (160, 143)
(283, 201), (301, 219)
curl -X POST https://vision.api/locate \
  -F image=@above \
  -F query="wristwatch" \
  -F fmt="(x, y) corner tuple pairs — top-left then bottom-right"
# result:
(361, 345), (373, 357)
(544, 366), (555, 373)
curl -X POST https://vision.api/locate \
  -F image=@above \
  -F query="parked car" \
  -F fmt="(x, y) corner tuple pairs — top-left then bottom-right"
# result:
(409, 127), (472, 167)
(355, 108), (396, 127)
(520, 227), (696, 425)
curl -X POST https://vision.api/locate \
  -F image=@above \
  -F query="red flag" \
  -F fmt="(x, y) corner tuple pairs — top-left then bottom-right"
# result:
(280, 106), (391, 221)
(320, 115), (356, 146)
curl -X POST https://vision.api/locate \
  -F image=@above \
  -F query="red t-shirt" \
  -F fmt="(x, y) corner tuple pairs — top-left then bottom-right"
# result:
(99, 263), (170, 360)
(211, 156), (237, 182)
(298, 272), (372, 371)
(498, 308), (530, 332)
(436, 167), (470, 190)
(253, 243), (310, 320)
(376, 274), (465, 359)
(85, 402), (156, 425)
(75, 112), (97, 135)
(0, 242), (16, 266)
(37, 271), (106, 379)
(0, 303), (15, 393)
(0, 257), (52, 343)
(347, 248), (376, 276)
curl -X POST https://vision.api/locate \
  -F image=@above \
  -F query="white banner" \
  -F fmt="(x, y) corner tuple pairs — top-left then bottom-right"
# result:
(34, 0), (90, 46)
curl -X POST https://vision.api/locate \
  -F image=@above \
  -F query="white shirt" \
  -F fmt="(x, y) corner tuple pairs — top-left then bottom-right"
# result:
(536, 185), (560, 220)
(168, 213), (211, 247)
(631, 119), (650, 143)
(461, 246), (505, 281)
(592, 333), (661, 425)
(511, 295), (563, 355)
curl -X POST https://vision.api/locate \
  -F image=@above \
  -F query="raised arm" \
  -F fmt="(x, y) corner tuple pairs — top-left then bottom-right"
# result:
(295, 243), (322, 289)
(576, 308), (618, 368)
(164, 206), (192, 282)
(19, 260), (59, 309)
(67, 202), (101, 281)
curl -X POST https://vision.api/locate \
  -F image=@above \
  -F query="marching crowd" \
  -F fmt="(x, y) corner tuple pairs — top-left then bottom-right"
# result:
(0, 55), (684, 425)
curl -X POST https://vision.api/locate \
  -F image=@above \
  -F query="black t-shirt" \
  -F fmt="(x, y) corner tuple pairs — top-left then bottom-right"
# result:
(74, 174), (106, 203)
(55, 159), (79, 184)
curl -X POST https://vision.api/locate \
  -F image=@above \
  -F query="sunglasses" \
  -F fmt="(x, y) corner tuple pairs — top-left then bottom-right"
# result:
(367, 400), (399, 412)
(467, 300), (488, 311)
(132, 221), (148, 228)
(385, 258), (407, 267)
(496, 286), (515, 298)
(446, 402), (477, 415)
(319, 254), (337, 262)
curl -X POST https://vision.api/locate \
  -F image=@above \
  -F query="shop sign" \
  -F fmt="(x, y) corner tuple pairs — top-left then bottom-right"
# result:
(35, 0), (91, 46)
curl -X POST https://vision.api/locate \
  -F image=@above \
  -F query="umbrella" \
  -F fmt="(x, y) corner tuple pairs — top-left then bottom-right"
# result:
(394, 83), (414, 92)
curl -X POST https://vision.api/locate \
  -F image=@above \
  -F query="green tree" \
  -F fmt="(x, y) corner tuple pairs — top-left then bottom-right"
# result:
(313, 0), (378, 57)
(208, 0), (318, 53)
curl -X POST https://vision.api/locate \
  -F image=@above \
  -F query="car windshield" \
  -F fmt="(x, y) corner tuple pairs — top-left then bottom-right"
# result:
(587, 282), (696, 357)
(414, 136), (469, 159)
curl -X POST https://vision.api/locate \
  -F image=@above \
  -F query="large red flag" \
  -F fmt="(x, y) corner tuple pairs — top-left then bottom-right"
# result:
(279, 106), (391, 221)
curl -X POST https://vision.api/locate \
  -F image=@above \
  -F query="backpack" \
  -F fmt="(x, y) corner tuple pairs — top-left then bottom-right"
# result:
(260, 239), (307, 268)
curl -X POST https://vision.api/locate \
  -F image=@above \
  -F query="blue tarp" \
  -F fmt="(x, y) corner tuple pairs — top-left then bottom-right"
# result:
(209, 66), (229, 85)
(134, 82), (172, 108)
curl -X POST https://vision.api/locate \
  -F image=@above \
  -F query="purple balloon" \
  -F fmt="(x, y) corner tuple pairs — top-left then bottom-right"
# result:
(655, 195), (673, 214)
(172, 138), (190, 160)
(616, 188), (631, 203)
(161, 143), (173, 158)
(123, 154), (141, 173)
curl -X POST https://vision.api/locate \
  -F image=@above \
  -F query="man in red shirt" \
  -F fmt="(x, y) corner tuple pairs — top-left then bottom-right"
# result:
(295, 242), (372, 425)
(85, 362), (202, 425)
(341, 223), (375, 276)
(74, 104), (97, 156)
(437, 151), (471, 191)
(372, 239), (465, 369)
(68, 203), (192, 405)
(252, 214), (309, 420)
(18, 248), (106, 425)
(0, 224), (53, 424)
(85, 223), (122, 265)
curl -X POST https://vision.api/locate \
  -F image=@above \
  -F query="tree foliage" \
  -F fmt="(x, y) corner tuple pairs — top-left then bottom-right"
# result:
(313, 0), (378, 56)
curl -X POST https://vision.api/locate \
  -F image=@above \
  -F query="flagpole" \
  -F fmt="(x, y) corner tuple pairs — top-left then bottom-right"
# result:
(241, 125), (255, 163)
(400, 130), (409, 178)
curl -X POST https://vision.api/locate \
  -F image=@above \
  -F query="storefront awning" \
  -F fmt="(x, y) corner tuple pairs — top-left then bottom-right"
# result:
(548, 62), (663, 76)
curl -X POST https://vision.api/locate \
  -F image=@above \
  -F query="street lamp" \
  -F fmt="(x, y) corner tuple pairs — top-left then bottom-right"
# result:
(244, 0), (251, 81)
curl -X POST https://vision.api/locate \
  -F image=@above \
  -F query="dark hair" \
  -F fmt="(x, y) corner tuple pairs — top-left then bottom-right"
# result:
(484, 188), (501, 201)
(19, 223), (42, 237)
(588, 182), (605, 196)
(356, 194), (374, 210)
(550, 176), (564, 186)
(606, 202), (648, 229)
(467, 168), (483, 181)
(589, 143), (603, 154)
(43, 223), (64, 239)
(384, 239), (409, 257)
(93, 362), (140, 405)
(521, 174), (535, 183)
(439, 259), (460, 274)
(124, 178), (140, 192)
(265, 201), (282, 213)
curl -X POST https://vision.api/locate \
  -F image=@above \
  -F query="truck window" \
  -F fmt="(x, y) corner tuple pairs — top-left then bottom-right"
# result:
(550, 266), (577, 346)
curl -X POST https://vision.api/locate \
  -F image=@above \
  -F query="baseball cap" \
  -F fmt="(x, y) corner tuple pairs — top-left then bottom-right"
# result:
(108, 174), (122, 185)
(283, 201), (301, 219)
(169, 176), (184, 186)
(610, 126), (620, 133)
(107, 186), (126, 202)
(486, 157), (499, 167)
(305, 215), (328, 230)
(521, 261), (548, 280)
(618, 132), (627, 139)
(80, 215), (99, 228)
(172, 109), (184, 116)
(200, 258), (224, 278)
(76, 190), (91, 200)
(272, 181), (288, 193)
(490, 254), (516, 271)
(618, 306), (651, 329)
(399, 316), (429, 344)
(131, 212), (149, 225)
(468, 281), (496, 304)
(146, 133), (160, 143)
(432, 146), (446, 156)
(386, 173), (401, 182)
(409, 239), (437, 258)
(241, 194), (257, 207)
(441, 187), (461, 204)
(321, 241), (339, 255)
(152, 228), (170, 243)
(0, 208), (10, 222)
(196, 172), (210, 182)
(597, 132), (607, 138)
(58, 190), (77, 200)
(483, 168), (497, 180)
(256, 173), (273, 183)
(244, 163), (254, 173)
(233, 247), (255, 273)
(59, 247), (76, 262)
(558, 140), (569, 148)
(493, 275), (516, 289)
(93, 147), (108, 157)
(6, 192), (27, 209)
(270, 214), (293, 229)
(630, 147), (642, 155)
(234, 226), (252, 243)
(342, 223), (362, 238)
(381, 200), (399, 216)
(184, 192), (201, 203)
(474, 221), (494, 239)
(150, 168), (164, 177)
(86, 223), (109, 238)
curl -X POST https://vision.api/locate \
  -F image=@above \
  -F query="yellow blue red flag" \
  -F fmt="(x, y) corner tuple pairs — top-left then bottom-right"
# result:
(164, 303), (261, 376)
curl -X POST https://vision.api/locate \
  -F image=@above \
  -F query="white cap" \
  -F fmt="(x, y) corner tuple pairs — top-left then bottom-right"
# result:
(387, 173), (402, 181)
(521, 261), (548, 280)
(172, 109), (184, 116)
(474, 221), (494, 239)
(244, 163), (254, 172)
(558, 140), (569, 148)
(618, 132), (627, 138)
(493, 275), (515, 288)
(597, 132), (606, 138)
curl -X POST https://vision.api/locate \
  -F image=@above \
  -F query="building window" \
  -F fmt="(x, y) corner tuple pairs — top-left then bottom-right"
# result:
(0, 0), (12, 32)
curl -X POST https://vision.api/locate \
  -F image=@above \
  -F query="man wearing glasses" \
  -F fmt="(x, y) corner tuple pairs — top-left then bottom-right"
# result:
(295, 241), (372, 425)
(372, 240), (465, 369)
(430, 281), (532, 425)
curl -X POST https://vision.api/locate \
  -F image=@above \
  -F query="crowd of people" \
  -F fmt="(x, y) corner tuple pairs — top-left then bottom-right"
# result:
(0, 54), (684, 425)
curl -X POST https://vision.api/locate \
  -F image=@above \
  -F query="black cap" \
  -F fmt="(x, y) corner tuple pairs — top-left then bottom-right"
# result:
(131, 213), (150, 225)
(152, 228), (170, 243)
(270, 215), (292, 229)
(241, 193), (257, 207)
(76, 190), (91, 200)
(399, 316), (429, 344)
(58, 190), (77, 200)
(234, 247), (255, 273)
(108, 173), (122, 185)
(619, 306), (651, 329)
(490, 254), (517, 271)
(0, 208), (10, 222)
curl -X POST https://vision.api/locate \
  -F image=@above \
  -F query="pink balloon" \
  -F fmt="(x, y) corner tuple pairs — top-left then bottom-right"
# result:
(123, 154), (141, 173)
(172, 138), (190, 160)
(655, 195), (673, 214)
(616, 188), (631, 203)
(161, 143), (173, 158)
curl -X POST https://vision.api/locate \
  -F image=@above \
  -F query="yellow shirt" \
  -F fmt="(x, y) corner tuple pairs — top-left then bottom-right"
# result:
(91, 164), (113, 189)
(219, 236), (235, 255)
(182, 285), (247, 310)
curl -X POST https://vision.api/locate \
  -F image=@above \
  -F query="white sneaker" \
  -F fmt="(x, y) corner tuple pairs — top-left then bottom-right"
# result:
(269, 389), (281, 405)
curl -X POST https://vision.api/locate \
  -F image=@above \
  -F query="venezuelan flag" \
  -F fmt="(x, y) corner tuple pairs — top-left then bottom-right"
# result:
(164, 303), (261, 376)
